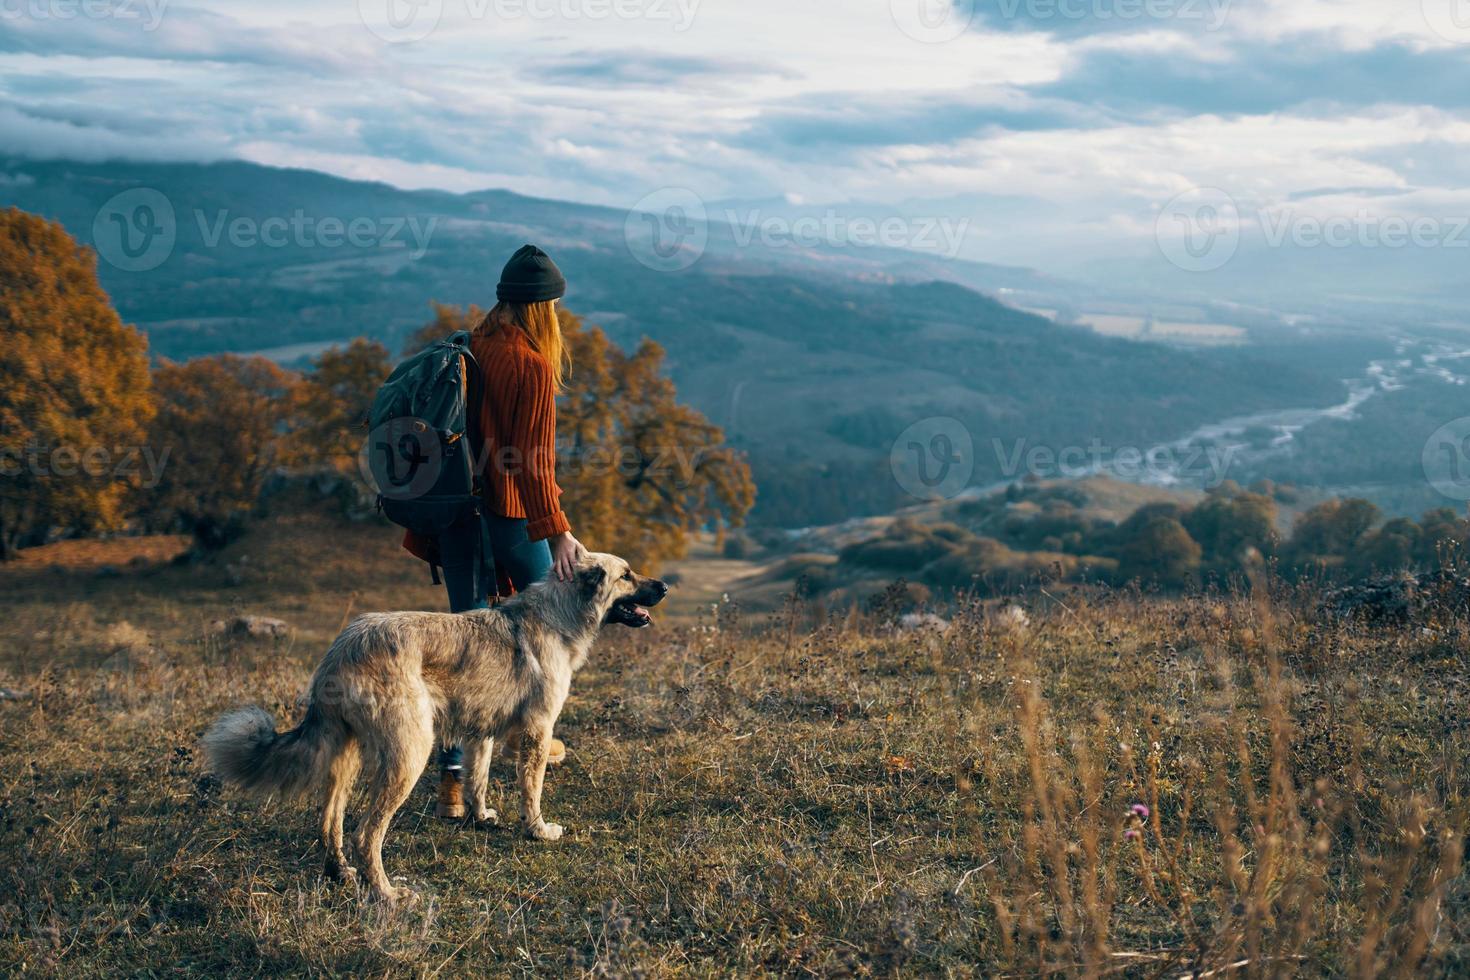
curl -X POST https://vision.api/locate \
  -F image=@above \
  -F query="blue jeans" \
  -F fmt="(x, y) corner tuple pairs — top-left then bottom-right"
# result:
(440, 513), (554, 613)
(439, 513), (552, 770)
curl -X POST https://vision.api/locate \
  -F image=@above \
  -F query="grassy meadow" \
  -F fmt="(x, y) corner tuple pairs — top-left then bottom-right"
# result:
(0, 509), (1467, 976)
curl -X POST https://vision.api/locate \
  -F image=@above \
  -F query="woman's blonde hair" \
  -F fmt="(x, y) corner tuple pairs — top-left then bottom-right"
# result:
(478, 299), (570, 390)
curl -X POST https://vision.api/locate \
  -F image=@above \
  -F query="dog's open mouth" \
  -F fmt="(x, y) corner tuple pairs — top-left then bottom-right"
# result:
(606, 597), (654, 628)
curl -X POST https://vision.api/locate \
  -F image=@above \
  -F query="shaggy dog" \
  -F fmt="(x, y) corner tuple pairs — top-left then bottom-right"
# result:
(203, 553), (667, 903)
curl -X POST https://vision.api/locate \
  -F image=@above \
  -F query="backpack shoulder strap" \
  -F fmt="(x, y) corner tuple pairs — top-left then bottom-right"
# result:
(457, 336), (486, 488)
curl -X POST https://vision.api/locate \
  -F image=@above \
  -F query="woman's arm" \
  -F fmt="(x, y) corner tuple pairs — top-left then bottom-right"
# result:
(509, 351), (572, 543)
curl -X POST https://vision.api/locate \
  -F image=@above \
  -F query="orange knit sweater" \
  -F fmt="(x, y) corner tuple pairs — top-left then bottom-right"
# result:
(469, 326), (570, 541)
(401, 326), (570, 567)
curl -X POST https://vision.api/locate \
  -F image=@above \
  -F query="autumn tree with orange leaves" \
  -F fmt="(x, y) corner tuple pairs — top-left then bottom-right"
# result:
(298, 338), (392, 474)
(556, 309), (754, 568)
(142, 355), (305, 552)
(402, 301), (487, 357)
(0, 209), (154, 559)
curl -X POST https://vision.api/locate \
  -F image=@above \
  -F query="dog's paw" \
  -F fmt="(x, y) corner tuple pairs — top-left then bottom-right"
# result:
(472, 807), (500, 827)
(526, 821), (564, 841)
(376, 885), (420, 906)
(324, 860), (358, 883)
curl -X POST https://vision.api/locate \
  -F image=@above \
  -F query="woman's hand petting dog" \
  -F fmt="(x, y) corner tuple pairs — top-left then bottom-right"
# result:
(549, 531), (588, 582)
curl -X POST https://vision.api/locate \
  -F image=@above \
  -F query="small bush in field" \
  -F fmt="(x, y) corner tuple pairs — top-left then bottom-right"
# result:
(839, 519), (964, 570)
(722, 534), (757, 560)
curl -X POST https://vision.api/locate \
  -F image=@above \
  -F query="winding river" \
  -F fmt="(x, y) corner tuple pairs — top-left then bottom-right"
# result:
(1135, 335), (1470, 488)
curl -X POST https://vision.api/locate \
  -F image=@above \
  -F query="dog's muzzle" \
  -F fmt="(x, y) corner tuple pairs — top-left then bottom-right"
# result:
(605, 578), (669, 628)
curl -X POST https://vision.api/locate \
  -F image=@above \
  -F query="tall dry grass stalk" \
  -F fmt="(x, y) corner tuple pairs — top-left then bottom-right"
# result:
(971, 587), (1466, 977)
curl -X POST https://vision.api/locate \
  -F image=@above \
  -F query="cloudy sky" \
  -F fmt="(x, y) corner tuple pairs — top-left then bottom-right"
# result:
(2, 0), (1469, 278)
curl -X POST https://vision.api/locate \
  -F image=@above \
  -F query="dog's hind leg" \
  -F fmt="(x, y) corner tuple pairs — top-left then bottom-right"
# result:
(517, 721), (562, 841)
(353, 694), (434, 903)
(463, 736), (498, 825)
(320, 736), (361, 883)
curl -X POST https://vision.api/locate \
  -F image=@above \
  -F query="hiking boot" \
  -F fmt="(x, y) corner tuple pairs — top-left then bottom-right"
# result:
(435, 768), (466, 819)
(505, 734), (567, 766)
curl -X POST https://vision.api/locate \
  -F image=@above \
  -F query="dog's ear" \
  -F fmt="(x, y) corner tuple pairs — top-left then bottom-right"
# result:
(578, 564), (607, 597)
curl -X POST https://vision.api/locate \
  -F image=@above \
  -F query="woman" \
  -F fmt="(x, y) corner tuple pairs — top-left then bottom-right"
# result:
(423, 244), (588, 817)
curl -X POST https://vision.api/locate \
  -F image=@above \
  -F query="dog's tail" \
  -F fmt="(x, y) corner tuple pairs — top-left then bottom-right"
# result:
(203, 703), (336, 799)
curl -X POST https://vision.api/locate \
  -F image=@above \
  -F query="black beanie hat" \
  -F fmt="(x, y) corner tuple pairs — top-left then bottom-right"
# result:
(496, 244), (567, 303)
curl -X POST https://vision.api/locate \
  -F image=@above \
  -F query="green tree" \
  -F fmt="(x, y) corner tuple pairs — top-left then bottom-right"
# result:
(1416, 508), (1470, 569)
(1349, 517), (1422, 578)
(1115, 514), (1202, 588)
(0, 208), (153, 559)
(1183, 488), (1278, 576)
(1284, 498), (1380, 575)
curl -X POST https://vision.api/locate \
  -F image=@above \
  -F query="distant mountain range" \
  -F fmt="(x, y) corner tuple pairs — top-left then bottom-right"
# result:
(1, 157), (1369, 525)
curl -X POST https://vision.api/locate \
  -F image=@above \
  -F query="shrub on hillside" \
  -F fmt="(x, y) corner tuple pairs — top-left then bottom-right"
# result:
(1001, 500), (1096, 554)
(1282, 498), (1381, 573)
(921, 540), (1116, 595)
(1418, 508), (1470, 565)
(817, 484), (1470, 604)
(918, 537), (1015, 592)
(722, 533), (758, 560)
(1183, 486), (1279, 575)
(771, 553), (839, 594)
(1114, 514), (1202, 587)
(838, 519), (966, 571)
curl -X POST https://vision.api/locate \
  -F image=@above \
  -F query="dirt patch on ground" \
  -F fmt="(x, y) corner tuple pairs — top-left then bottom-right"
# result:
(4, 535), (193, 572)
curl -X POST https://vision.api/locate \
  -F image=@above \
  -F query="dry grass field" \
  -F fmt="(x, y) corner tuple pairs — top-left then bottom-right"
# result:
(1, 510), (1467, 976)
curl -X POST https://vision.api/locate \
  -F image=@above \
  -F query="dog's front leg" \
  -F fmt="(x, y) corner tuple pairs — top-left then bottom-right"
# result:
(463, 736), (498, 825)
(517, 723), (561, 841)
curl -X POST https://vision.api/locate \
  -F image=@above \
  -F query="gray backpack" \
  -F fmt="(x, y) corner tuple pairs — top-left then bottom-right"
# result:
(365, 331), (490, 585)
